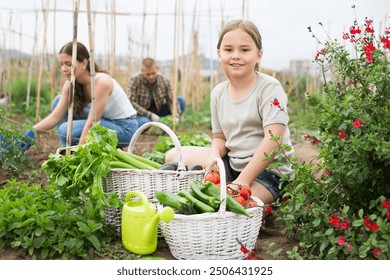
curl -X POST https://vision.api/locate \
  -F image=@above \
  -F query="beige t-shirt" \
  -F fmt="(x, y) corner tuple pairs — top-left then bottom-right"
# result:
(210, 72), (294, 179)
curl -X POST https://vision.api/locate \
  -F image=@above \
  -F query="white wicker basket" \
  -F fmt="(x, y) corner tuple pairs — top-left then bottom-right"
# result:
(103, 122), (205, 234)
(159, 158), (263, 260)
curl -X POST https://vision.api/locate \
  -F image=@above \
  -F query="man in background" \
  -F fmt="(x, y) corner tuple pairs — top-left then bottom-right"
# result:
(127, 58), (186, 127)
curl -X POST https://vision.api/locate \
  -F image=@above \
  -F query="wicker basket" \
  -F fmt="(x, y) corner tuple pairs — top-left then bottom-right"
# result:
(159, 158), (263, 260)
(103, 122), (205, 234)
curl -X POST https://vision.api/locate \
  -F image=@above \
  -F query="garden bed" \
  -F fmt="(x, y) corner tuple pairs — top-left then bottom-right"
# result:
(0, 130), (317, 260)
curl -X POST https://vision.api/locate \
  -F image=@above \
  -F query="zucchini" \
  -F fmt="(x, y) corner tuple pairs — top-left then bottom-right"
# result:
(156, 191), (197, 214)
(189, 181), (220, 209)
(202, 183), (249, 217)
(178, 190), (216, 213)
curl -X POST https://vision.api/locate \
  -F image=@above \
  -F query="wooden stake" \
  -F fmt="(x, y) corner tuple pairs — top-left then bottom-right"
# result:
(26, 10), (38, 110)
(110, 0), (116, 76)
(153, 2), (159, 58)
(180, 0), (185, 99)
(141, 0), (146, 60)
(35, 0), (50, 124)
(66, 0), (80, 151)
(86, 0), (97, 124)
(182, 0), (198, 106)
(50, 0), (57, 103)
(172, 0), (179, 131)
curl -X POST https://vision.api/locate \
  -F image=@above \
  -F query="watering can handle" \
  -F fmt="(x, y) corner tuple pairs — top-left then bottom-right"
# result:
(125, 191), (149, 209)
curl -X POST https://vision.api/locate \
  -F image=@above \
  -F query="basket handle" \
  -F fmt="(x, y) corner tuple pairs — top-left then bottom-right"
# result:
(55, 145), (79, 155)
(204, 157), (227, 213)
(127, 122), (186, 171)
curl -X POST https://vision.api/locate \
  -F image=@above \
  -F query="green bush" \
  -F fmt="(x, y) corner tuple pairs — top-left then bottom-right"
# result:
(10, 77), (51, 104)
(273, 10), (390, 260)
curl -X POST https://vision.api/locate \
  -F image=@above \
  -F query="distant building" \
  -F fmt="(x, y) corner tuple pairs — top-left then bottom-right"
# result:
(289, 59), (312, 77)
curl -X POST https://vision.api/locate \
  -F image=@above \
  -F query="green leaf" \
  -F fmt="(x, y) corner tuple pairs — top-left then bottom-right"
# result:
(87, 235), (101, 251)
(313, 218), (321, 227)
(320, 242), (328, 253)
(34, 228), (42, 237)
(324, 228), (334, 236)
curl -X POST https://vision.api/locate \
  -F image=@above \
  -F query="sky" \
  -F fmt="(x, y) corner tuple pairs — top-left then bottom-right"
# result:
(0, 0), (389, 71)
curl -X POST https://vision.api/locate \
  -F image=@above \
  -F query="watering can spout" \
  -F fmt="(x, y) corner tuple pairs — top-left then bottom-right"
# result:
(144, 207), (175, 243)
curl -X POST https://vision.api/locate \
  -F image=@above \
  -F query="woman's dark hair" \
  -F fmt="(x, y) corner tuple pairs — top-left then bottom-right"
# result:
(59, 41), (108, 114)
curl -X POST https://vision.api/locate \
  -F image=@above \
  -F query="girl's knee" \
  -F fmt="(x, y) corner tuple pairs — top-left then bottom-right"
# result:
(165, 148), (177, 163)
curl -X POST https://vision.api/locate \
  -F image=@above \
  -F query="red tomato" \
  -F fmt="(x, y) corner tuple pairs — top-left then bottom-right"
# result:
(248, 199), (257, 207)
(234, 195), (247, 207)
(237, 185), (251, 201)
(204, 171), (220, 185)
(227, 188), (235, 196)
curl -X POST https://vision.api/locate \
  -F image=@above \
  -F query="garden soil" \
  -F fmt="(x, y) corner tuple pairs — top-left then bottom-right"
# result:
(0, 131), (319, 260)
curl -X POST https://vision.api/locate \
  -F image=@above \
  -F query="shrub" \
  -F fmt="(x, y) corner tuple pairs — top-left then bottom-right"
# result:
(273, 7), (390, 260)
(10, 77), (51, 104)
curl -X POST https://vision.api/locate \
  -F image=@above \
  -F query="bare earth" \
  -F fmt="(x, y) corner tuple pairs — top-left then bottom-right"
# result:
(0, 132), (319, 260)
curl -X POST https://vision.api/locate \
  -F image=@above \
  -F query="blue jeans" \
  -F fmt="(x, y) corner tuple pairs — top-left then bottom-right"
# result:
(136, 96), (186, 127)
(222, 155), (286, 200)
(52, 95), (138, 148)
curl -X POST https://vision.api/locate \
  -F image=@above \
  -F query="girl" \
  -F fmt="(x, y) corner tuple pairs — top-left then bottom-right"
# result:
(33, 41), (138, 147)
(165, 20), (294, 204)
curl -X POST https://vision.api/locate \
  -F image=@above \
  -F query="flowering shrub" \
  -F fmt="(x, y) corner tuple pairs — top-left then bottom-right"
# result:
(271, 7), (390, 260)
(309, 13), (390, 209)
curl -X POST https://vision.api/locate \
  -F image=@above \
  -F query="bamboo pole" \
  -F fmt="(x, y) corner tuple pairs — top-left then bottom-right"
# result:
(86, 0), (97, 124)
(180, 0), (185, 99)
(66, 0), (80, 151)
(153, 2), (159, 58)
(182, 1), (197, 106)
(172, 0), (179, 131)
(26, 10), (38, 109)
(35, 0), (50, 124)
(49, 0), (57, 103)
(6, 12), (13, 107)
(18, 21), (22, 73)
(141, 0), (146, 60)
(191, 31), (199, 111)
(110, 0), (116, 76)
(208, 0), (214, 92)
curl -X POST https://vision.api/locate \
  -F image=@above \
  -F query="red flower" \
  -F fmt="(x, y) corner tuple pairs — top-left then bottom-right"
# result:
(381, 36), (390, 49)
(264, 205), (273, 214)
(366, 54), (373, 63)
(304, 134), (311, 140)
(239, 245), (249, 254)
(347, 243), (353, 250)
(323, 169), (332, 176)
(348, 79), (354, 85)
(339, 131), (347, 139)
(373, 248), (383, 259)
(329, 214), (340, 228)
(352, 119), (363, 128)
(365, 44), (376, 51)
(365, 19), (375, 34)
(363, 217), (379, 232)
(381, 200), (390, 210)
(342, 33), (349, 40)
(386, 211), (390, 220)
(270, 98), (280, 107)
(350, 26), (361, 34)
(339, 220), (351, 231)
(311, 137), (320, 144)
(237, 239), (260, 260)
(337, 236), (346, 246)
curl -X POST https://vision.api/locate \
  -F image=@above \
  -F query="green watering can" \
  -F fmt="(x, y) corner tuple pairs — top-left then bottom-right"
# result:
(121, 191), (174, 255)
